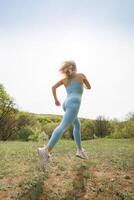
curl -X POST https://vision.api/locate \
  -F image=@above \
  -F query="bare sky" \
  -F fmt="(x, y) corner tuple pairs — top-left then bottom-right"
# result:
(0, 0), (134, 120)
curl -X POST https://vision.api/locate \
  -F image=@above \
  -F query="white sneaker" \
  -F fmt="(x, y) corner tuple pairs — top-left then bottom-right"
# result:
(37, 147), (50, 170)
(76, 148), (88, 159)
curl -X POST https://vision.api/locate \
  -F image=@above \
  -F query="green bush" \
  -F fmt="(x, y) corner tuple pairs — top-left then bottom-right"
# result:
(17, 113), (41, 130)
(43, 122), (59, 138)
(37, 116), (61, 126)
(17, 126), (34, 141)
(119, 121), (134, 138)
(81, 119), (95, 140)
(28, 129), (40, 141)
(110, 121), (134, 139)
(110, 130), (124, 139)
(38, 131), (49, 141)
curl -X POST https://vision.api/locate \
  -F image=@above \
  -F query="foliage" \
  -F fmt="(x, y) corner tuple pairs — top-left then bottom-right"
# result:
(111, 120), (134, 139)
(17, 126), (34, 141)
(17, 126), (48, 142)
(38, 131), (49, 141)
(43, 122), (59, 138)
(15, 112), (43, 141)
(81, 119), (95, 140)
(17, 112), (41, 129)
(0, 84), (18, 140)
(126, 112), (134, 121)
(1, 83), (134, 141)
(94, 116), (112, 138)
(37, 115), (61, 125)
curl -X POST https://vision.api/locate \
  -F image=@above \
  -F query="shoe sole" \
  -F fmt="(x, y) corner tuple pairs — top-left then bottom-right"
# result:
(76, 154), (87, 159)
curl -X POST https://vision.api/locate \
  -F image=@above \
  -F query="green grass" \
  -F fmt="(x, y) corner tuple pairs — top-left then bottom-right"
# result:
(0, 141), (48, 199)
(0, 138), (134, 200)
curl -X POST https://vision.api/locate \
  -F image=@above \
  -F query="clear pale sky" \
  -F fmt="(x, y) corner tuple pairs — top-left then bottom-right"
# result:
(0, 0), (134, 120)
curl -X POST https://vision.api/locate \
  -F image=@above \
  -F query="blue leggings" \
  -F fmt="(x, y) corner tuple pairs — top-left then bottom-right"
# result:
(47, 96), (82, 150)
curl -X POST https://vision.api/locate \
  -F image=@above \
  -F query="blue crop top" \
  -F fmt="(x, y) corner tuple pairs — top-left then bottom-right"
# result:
(65, 80), (84, 95)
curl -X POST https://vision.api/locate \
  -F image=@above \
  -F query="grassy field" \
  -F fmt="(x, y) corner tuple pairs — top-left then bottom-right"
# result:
(0, 139), (134, 200)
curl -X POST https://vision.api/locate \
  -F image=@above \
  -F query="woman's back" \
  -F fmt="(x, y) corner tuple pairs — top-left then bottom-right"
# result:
(65, 79), (84, 95)
(62, 73), (85, 95)
(62, 73), (84, 87)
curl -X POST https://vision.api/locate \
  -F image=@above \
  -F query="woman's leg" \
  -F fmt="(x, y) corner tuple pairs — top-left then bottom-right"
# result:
(72, 117), (82, 150)
(46, 105), (79, 151)
(72, 118), (88, 159)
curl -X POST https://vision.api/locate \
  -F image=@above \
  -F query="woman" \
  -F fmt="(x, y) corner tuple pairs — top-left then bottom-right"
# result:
(38, 60), (91, 170)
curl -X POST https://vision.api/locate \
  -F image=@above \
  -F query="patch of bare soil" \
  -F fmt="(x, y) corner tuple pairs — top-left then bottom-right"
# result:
(39, 155), (134, 200)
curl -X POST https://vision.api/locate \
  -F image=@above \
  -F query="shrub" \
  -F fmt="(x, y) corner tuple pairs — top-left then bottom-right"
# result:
(38, 131), (49, 142)
(43, 122), (59, 138)
(0, 84), (18, 140)
(28, 128), (40, 141)
(110, 120), (134, 139)
(94, 116), (112, 137)
(81, 119), (95, 140)
(17, 113), (41, 129)
(122, 121), (134, 138)
(17, 126), (34, 141)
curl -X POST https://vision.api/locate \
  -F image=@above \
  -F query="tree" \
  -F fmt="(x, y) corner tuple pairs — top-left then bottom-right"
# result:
(126, 112), (134, 121)
(94, 115), (111, 137)
(0, 84), (18, 140)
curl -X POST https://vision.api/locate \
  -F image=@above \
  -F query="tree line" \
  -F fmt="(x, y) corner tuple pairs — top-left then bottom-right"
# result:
(0, 83), (134, 141)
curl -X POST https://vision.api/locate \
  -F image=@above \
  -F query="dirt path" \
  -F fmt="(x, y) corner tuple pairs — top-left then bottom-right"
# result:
(39, 153), (134, 200)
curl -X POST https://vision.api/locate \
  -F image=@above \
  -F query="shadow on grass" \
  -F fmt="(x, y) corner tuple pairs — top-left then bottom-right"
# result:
(63, 163), (88, 200)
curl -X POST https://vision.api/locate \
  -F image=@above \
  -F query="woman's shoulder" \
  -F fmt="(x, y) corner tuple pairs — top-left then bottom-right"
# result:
(60, 77), (68, 86)
(76, 73), (87, 82)
(77, 73), (87, 79)
(59, 73), (86, 86)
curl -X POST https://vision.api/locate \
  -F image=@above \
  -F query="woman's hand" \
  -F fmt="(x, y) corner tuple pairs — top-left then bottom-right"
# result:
(55, 99), (61, 106)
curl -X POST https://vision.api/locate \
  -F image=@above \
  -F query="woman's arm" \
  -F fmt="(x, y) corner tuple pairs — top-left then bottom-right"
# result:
(51, 79), (63, 106)
(81, 74), (91, 89)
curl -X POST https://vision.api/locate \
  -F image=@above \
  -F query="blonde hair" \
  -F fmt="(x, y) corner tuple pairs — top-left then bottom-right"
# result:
(59, 60), (77, 78)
